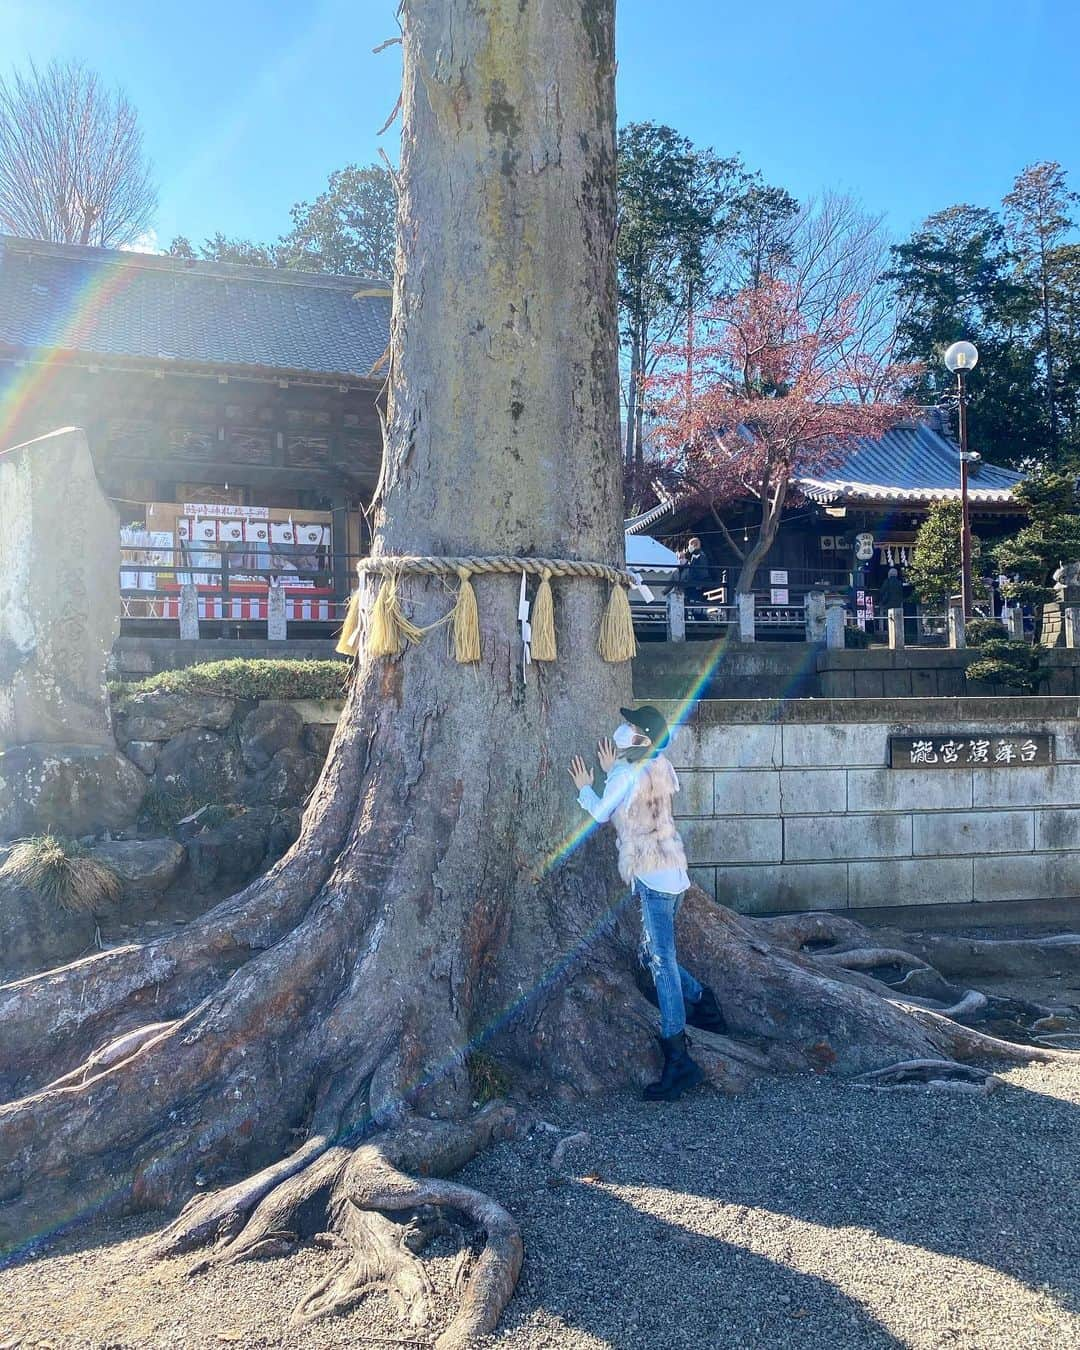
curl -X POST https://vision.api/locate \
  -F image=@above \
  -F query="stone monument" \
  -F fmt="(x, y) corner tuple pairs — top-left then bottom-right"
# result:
(0, 427), (146, 838)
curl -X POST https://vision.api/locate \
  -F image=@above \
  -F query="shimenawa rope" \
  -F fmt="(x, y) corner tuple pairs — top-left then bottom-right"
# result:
(336, 554), (637, 664)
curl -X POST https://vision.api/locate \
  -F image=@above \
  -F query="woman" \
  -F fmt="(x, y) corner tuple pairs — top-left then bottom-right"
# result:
(568, 704), (726, 1101)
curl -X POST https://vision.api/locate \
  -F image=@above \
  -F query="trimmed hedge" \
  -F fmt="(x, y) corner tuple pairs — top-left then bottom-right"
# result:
(112, 658), (349, 704)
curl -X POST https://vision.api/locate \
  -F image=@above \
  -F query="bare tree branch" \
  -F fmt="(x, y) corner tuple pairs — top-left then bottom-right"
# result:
(0, 60), (156, 248)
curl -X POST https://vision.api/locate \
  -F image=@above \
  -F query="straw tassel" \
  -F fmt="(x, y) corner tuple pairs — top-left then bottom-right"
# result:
(530, 568), (557, 661)
(334, 590), (361, 656)
(367, 573), (423, 656)
(599, 582), (637, 662)
(452, 566), (482, 663)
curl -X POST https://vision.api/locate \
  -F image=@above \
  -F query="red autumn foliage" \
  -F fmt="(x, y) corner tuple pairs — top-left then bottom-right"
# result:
(646, 276), (921, 593)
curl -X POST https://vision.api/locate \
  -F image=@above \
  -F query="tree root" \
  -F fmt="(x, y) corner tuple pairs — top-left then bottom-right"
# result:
(39, 1019), (179, 1092)
(293, 1204), (435, 1330)
(850, 1058), (1002, 1092)
(548, 1130), (589, 1173)
(899, 1002), (1080, 1064)
(885, 929), (1080, 981)
(4, 869), (1080, 1348)
(815, 947), (930, 973)
(156, 1104), (522, 1350)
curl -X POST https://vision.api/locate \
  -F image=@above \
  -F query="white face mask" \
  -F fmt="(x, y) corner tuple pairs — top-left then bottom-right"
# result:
(612, 722), (638, 749)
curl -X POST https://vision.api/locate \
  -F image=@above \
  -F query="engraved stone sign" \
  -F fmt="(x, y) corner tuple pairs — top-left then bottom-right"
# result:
(888, 734), (1052, 769)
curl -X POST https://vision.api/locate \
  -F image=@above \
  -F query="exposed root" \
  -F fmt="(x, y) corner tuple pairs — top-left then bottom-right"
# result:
(154, 1141), (350, 1264)
(344, 1144), (521, 1350)
(292, 1204), (434, 1329)
(850, 1058), (1001, 1091)
(0, 705), (375, 1098)
(816, 947), (930, 973)
(1033, 1032), (1080, 1048)
(935, 989), (989, 1022)
(39, 1020), (178, 1091)
(901, 1002), (1080, 1064)
(753, 911), (868, 951)
(889, 929), (1080, 981)
(549, 1130), (589, 1173)
(889, 966), (968, 1002)
(153, 1104), (521, 1350)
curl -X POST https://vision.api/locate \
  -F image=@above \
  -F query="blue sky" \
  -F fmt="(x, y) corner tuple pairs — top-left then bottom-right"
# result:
(2, 0), (1077, 252)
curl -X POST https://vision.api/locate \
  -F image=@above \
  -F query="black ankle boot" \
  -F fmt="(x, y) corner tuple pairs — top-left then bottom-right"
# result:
(686, 986), (728, 1035)
(643, 1031), (704, 1102)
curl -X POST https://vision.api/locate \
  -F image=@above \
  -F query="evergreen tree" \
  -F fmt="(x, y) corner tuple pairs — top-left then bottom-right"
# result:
(167, 233), (278, 267)
(167, 164), (396, 278)
(994, 470), (1080, 607)
(885, 205), (1041, 467)
(1004, 161), (1079, 460)
(278, 163), (396, 277)
(908, 500), (986, 608)
(616, 122), (744, 476)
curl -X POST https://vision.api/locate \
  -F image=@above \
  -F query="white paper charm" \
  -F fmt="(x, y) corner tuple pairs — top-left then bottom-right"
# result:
(518, 572), (532, 679)
(628, 568), (655, 604)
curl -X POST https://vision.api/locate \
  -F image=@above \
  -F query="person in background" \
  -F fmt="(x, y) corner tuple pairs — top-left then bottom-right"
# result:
(568, 704), (727, 1102)
(664, 536), (711, 618)
(878, 566), (906, 636)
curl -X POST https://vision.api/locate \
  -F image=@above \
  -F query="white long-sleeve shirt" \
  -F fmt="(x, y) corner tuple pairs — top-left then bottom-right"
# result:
(577, 759), (691, 895)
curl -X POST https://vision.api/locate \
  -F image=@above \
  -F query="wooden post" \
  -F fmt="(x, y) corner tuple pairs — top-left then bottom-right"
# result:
(1004, 606), (1024, 640)
(331, 492), (350, 621)
(825, 599), (846, 650)
(737, 592), (755, 643)
(666, 589), (685, 643)
(888, 606), (904, 650)
(179, 583), (199, 640)
(948, 597), (966, 649)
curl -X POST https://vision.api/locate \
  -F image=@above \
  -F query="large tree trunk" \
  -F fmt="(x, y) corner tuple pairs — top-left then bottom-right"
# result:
(2, 4), (1078, 1344)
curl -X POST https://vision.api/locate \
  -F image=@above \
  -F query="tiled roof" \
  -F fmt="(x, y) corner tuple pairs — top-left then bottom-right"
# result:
(797, 419), (1022, 505)
(0, 235), (392, 380)
(625, 499), (677, 535)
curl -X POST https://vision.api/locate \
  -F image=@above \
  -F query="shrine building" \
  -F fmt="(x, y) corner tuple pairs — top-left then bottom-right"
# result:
(0, 234), (390, 636)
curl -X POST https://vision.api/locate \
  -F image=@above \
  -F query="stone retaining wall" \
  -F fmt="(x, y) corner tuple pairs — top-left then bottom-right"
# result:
(661, 697), (1080, 915)
(634, 641), (1080, 700)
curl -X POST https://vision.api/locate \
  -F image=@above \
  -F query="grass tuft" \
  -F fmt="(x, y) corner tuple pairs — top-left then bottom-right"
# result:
(467, 1051), (511, 1104)
(0, 835), (122, 912)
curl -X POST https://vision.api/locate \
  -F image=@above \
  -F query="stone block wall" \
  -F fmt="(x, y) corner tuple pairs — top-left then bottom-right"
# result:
(633, 639), (1080, 701)
(662, 696), (1080, 915)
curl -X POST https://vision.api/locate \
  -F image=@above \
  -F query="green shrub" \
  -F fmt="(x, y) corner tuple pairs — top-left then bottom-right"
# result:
(966, 639), (1042, 694)
(0, 835), (121, 912)
(112, 658), (349, 705)
(139, 785), (201, 833)
(965, 617), (1008, 647)
(844, 624), (871, 649)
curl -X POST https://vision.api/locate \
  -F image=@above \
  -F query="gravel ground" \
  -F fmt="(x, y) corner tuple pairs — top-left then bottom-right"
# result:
(3, 1060), (1079, 1350)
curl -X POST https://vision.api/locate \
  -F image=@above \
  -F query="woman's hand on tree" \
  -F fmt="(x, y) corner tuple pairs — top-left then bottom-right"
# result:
(597, 738), (617, 773)
(568, 755), (593, 791)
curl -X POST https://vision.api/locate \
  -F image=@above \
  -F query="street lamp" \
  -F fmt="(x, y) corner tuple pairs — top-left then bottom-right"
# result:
(944, 341), (980, 616)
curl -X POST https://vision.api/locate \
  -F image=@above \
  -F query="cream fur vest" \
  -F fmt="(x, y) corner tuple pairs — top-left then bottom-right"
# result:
(611, 755), (688, 885)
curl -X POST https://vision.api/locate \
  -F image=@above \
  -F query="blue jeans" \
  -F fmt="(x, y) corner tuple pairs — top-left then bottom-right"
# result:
(635, 879), (702, 1038)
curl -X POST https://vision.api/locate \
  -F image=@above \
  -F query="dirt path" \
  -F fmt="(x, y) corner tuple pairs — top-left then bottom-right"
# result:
(3, 1058), (1078, 1350)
